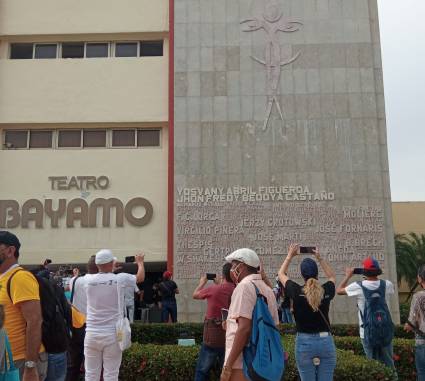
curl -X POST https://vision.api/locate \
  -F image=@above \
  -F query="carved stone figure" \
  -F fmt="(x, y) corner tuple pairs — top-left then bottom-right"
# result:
(241, 0), (302, 132)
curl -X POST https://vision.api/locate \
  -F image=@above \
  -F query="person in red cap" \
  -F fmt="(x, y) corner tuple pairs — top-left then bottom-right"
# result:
(337, 257), (397, 375)
(159, 271), (179, 323)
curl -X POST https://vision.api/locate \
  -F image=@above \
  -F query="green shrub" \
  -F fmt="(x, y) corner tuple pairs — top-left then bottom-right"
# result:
(131, 323), (204, 344)
(120, 338), (395, 381)
(131, 322), (415, 343)
(334, 336), (416, 381)
(399, 302), (410, 324)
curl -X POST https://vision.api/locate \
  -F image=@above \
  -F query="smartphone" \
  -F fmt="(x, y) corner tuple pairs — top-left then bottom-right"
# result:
(221, 308), (229, 321)
(353, 268), (364, 275)
(206, 273), (216, 280)
(125, 256), (135, 263)
(299, 246), (316, 254)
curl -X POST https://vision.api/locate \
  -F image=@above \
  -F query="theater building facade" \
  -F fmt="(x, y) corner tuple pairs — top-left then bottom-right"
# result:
(0, 0), (399, 323)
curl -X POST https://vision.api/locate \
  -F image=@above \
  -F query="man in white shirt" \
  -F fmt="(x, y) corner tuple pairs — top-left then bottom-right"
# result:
(124, 284), (140, 323)
(337, 257), (397, 374)
(66, 255), (98, 381)
(84, 249), (145, 381)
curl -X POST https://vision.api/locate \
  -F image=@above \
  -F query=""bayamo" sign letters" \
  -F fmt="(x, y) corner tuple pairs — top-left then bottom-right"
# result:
(0, 176), (153, 229)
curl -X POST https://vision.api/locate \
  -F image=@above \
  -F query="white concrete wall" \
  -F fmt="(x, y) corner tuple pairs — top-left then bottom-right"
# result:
(0, 0), (169, 36)
(0, 129), (169, 265)
(0, 49), (169, 123)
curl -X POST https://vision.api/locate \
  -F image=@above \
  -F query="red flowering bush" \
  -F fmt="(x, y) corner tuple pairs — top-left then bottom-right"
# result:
(334, 337), (416, 380)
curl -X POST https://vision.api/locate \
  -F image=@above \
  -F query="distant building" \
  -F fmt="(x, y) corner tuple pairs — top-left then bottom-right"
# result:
(392, 202), (425, 235)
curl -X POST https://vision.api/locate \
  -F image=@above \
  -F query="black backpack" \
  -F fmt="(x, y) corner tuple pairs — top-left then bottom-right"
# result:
(7, 268), (72, 353)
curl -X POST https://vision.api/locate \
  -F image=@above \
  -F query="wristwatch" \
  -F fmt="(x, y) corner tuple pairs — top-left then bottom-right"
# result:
(24, 361), (36, 369)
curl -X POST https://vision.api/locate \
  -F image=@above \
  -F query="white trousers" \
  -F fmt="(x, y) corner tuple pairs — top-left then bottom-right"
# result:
(84, 331), (122, 381)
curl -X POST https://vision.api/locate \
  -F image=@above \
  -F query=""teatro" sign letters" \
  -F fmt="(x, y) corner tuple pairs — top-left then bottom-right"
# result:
(0, 176), (153, 229)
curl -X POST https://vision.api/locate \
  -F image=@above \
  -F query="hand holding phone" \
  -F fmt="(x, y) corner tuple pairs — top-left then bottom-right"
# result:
(353, 268), (364, 275)
(206, 273), (216, 281)
(299, 246), (316, 254)
(125, 256), (135, 263)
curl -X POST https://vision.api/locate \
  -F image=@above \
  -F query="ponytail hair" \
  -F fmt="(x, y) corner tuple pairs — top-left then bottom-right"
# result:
(303, 278), (324, 312)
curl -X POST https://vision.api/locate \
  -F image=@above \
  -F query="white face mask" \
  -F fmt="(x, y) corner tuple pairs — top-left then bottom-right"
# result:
(230, 263), (243, 284)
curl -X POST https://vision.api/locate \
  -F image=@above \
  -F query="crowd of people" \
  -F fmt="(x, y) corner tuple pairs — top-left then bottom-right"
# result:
(0, 229), (424, 381)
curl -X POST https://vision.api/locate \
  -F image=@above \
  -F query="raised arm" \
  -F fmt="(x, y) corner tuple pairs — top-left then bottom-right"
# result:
(135, 254), (145, 283)
(278, 244), (299, 286)
(313, 249), (335, 284)
(193, 276), (208, 300)
(336, 268), (354, 295)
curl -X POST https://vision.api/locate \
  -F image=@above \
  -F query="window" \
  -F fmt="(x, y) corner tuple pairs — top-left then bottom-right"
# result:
(10, 43), (33, 59)
(112, 130), (135, 147)
(4, 131), (28, 148)
(62, 43), (84, 58)
(4, 128), (161, 149)
(29, 131), (52, 148)
(58, 130), (81, 148)
(86, 43), (109, 58)
(115, 42), (138, 57)
(83, 130), (106, 147)
(34, 44), (57, 59)
(140, 41), (163, 57)
(137, 130), (160, 147)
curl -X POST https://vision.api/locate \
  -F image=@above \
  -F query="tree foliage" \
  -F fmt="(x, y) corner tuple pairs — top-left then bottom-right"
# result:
(395, 233), (425, 291)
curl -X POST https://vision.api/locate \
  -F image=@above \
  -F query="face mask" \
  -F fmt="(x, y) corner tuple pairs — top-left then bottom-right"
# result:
(230, 263), (242, 284)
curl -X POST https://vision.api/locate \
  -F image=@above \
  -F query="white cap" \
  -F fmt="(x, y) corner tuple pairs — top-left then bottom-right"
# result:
(225, 248), (260, 268)
(95, 249), (114, 265)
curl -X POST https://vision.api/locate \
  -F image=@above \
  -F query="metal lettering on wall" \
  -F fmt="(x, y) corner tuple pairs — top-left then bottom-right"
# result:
(0, 176), (153, 229)
(175, 186), (386, 279)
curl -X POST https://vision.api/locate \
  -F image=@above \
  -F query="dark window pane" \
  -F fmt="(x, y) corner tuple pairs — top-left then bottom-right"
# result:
(112, 130), (135, 146)
(140, 41), (163, 57)
(34, 44), (57, 59)
(10, 43), (33, 59)
(29, 131), (52, 148)
(4, 131), (28, 148)
(62, 43), (84, 58)
(58, 130), (81, 148)
(137, 130), (160, 147)
(115, 43), (137, 57)
(83, 130), (106, 147)
(86, 43), (109, 58)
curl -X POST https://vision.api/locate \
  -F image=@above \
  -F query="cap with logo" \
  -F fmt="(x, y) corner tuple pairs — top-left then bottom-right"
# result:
(362, 257), (381, 271)
(225, 248), (260, 268)
(362, 257), (382, 276)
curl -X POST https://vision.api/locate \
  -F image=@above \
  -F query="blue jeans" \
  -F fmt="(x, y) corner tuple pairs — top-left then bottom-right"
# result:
(161, 300), (177, 322)
(416, 345), (425, 381)
(194, 344), (225, 381)
(282, 308), (293, 324)
(361, 339), (397, 373)
(295, 333), (336, 381)
(46, 352), (67, 381)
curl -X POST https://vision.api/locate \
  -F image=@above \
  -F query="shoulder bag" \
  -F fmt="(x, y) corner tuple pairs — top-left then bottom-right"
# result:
(115, 278), (132, 351)
(0, 330), (20, 381)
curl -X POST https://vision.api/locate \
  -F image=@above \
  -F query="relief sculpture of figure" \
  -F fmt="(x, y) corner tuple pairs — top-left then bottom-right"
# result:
(241, 0), (302, 132)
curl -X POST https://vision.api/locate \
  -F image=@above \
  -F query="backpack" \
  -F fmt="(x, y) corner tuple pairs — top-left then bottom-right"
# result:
(358, 280), (394, 348)
(243, 283), (285, 381)
(8, 268), (72, 353)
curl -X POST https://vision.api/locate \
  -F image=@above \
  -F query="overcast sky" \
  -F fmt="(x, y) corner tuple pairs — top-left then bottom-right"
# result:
(378, 0), (425, 201)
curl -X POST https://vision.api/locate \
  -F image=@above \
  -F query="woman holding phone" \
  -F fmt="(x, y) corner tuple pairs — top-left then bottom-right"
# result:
(278, 244), (337, 381)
